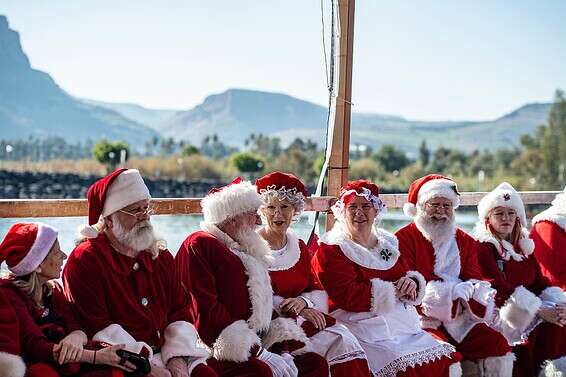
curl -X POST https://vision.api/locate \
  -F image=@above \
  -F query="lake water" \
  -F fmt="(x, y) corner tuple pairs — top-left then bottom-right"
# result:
(0, 210), (479, 272)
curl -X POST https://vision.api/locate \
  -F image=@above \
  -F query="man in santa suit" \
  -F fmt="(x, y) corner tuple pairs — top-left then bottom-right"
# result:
(396, 174), (514, 376)
(63, 169), (217, 377)
(531, 186), (566, 290)
(0, 292), (26, 377)
(175, 177), (329, 377)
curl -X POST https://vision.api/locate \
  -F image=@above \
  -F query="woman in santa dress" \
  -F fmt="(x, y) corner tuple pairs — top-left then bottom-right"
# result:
(256, 172), (371, 377)
(312, 180), (462, 377)
(473, 182), (566, 377)
(0, 222), (135, 377)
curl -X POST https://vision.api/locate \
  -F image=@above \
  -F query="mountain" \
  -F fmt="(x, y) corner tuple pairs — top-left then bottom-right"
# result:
(153, 88), (550, 153)
(0, 15), (159, 147)
(81, 99), (179, 131)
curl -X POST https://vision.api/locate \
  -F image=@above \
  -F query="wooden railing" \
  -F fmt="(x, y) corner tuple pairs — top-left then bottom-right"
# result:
(0, 191), (559, 218)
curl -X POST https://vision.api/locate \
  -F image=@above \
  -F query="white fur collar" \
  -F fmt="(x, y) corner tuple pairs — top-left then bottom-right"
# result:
(532, 206), (566, 232)
(200, 222), (273, 332)
(320, 222), (400, 270)
(267, 231), (301, 271)
(473, 222), (534, 261)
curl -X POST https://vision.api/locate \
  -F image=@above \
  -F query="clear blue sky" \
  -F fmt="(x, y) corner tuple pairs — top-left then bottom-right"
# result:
(1, 0), (565, 121)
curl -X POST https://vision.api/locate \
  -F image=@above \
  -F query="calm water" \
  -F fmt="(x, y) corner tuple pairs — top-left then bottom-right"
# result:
(0, 210), (479, 272)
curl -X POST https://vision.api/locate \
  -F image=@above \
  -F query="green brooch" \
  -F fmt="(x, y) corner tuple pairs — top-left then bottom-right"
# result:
(380, 248), (392, 261)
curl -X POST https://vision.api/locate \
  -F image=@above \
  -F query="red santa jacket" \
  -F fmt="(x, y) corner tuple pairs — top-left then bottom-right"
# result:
(176, 224), (307, 363)
(396, 222), (495, 341)
(531, 209), (566, 290)
(0, 280), (80, 364)
(0, 289), (25, 377)
(63, 234), (206, 364)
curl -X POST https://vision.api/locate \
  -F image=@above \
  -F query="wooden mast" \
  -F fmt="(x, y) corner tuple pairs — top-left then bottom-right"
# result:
(326, 0), (355, 229)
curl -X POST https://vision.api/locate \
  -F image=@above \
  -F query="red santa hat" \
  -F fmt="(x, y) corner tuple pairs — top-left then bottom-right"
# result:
(0, 222), (58, 277)
(79, 169), (151, 238)
(255, 171), (308, 197)
(403, 174), (460, 217)
(201, 177), (263, 224)
(478, 182), (527, 226)
(331, 179), (386, 218)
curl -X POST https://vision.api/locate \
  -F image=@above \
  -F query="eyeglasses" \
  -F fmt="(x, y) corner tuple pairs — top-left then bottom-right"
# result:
(425, 202), (453, 212)
(119, 205), (155, 219)
(491, 210), (517, 220)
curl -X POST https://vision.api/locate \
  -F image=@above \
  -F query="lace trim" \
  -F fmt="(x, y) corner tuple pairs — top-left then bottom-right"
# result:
(374, 343), (455, 377)
(328, 350), (367, 366)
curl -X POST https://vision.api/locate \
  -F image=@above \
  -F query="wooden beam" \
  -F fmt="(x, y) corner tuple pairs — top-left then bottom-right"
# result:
(326, 0), (355, 229)
(0, 191), (558, 218)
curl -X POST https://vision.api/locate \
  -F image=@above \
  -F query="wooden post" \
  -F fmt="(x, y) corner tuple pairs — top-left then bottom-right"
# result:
(326, 0), (355, 229)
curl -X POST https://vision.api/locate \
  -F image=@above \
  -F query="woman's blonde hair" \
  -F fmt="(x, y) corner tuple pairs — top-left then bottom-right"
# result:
(3, 271), (53, 308)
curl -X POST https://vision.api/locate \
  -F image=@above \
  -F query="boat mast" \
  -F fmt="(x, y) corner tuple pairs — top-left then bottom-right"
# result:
(326, 0), (355, 229)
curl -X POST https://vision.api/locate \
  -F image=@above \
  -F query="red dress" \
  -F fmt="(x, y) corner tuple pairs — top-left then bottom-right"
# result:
(176, 222), (328, 377)
(395, 223), (512, 364)
(63, 234), (214, 376)
(531, 206), (566, 290)
(268, 231), (371, 377)
(475, 227), (566, 377)
(312, 223), (460, 377)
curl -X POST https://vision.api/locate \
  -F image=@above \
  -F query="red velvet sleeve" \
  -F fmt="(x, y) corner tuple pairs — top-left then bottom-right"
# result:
(62, 246), (111, 338)
(312, 243), (371, 312)
(476, 242), (515, 307)
(160, 252), (191, 325)
(395, 225), (418, 273)
(0, 292), (20, 355)
(531, 221), (566, 290)
(527, 255), (551, 295)
(181, 237), (239, 345)
(457, 230), (488, 282)
(51, 283), (82, 334)
(1, 287), (54, 363)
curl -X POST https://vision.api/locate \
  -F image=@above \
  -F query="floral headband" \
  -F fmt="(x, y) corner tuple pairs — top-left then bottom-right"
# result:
(331, 187), (386, 218)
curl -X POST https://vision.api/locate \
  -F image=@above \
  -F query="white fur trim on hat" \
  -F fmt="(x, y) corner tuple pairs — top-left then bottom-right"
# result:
(403, 202), (418, 217)
(477, 182), (527, 226)
(101, 169), (151, 217)
(201, 180), (262, 224)
(10, 223), (58, 277)
(417, 178), (461, 209)
(0, 352), (25, 377)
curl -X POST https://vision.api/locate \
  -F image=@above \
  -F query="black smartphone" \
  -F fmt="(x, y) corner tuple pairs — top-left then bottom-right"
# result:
(116, 349), (151, 375)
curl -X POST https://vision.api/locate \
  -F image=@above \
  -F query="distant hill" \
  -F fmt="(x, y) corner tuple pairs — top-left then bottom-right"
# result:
(0, 15), (159, 148)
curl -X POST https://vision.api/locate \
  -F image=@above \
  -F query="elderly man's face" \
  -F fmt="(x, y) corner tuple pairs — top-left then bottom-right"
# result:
(423, 197), (454, 222)
(115, 199), (153, 231)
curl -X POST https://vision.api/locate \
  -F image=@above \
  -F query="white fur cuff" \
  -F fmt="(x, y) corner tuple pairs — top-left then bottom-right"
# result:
(212, 320), (260, 362)
(301, 290), (329, 313)
(422, 280), (459, 323)
(540, 287), (566, 306)
(500, 286), (541, 330)
(402, 271), (427, 306)
(0, 352), (25, 377)
(262, 317), (308, 350)
(369, 278), (396, 315)
(93, 323), (152, 358)
(160, 321), (210, 365)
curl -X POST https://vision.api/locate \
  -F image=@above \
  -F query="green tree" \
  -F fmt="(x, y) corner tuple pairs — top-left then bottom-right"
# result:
(373, 144), (410, 172)
(93, 139), (130, 172)
(418, 140), (430, 167)
(181, 144), (200, 156)
(231, 152), (265, 174)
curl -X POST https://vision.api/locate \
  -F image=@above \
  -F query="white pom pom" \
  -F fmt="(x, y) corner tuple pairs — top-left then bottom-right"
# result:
(78, 224), (99, 239)
(519, 237), (535, 256)
(0, 352), (26, 377)
(403, 202), (417, 218)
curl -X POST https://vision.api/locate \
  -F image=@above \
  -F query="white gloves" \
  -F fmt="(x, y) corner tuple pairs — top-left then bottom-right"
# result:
(453, 281), (475, 301)
(257, 349), (298, 377)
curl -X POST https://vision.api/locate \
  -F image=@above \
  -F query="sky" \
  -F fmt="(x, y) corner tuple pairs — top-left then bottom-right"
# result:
(1, 0), (565, 121)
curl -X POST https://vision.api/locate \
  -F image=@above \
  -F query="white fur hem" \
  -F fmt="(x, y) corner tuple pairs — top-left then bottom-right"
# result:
(449, 362), (463, 377)
(160, 321), (210, 365)
(92, 323), (153, 358)
(369, 278), (396, 315)
(0, 352), (25, 377)
(500, 286), (541, 330)
(402, 270), (426, 305)
(262, 317), (308, 350)
(539, 356), (566, 377)
(212, 320), (261, 362)
(301, 290), (329, 313)
(422, 280), (459, 322)
(480, 352), (515, 377)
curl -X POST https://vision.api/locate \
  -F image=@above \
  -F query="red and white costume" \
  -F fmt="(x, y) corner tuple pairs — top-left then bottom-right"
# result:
(0, 291), (25, 377)
(313, 221), (460, 377)
(176, 178), (328, 377)
(63, 169), (214, 377)
(474, 182), (566, 376)
(397, 174), (513, 376)
(268, 230), (370, 377)
(531, 188), (566, 290)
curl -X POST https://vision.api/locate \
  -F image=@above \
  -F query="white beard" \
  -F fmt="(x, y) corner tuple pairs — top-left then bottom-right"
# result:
(414, 207), (456, 244)
(234, 224), (273, 267)
(112, 217), (164, 257)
